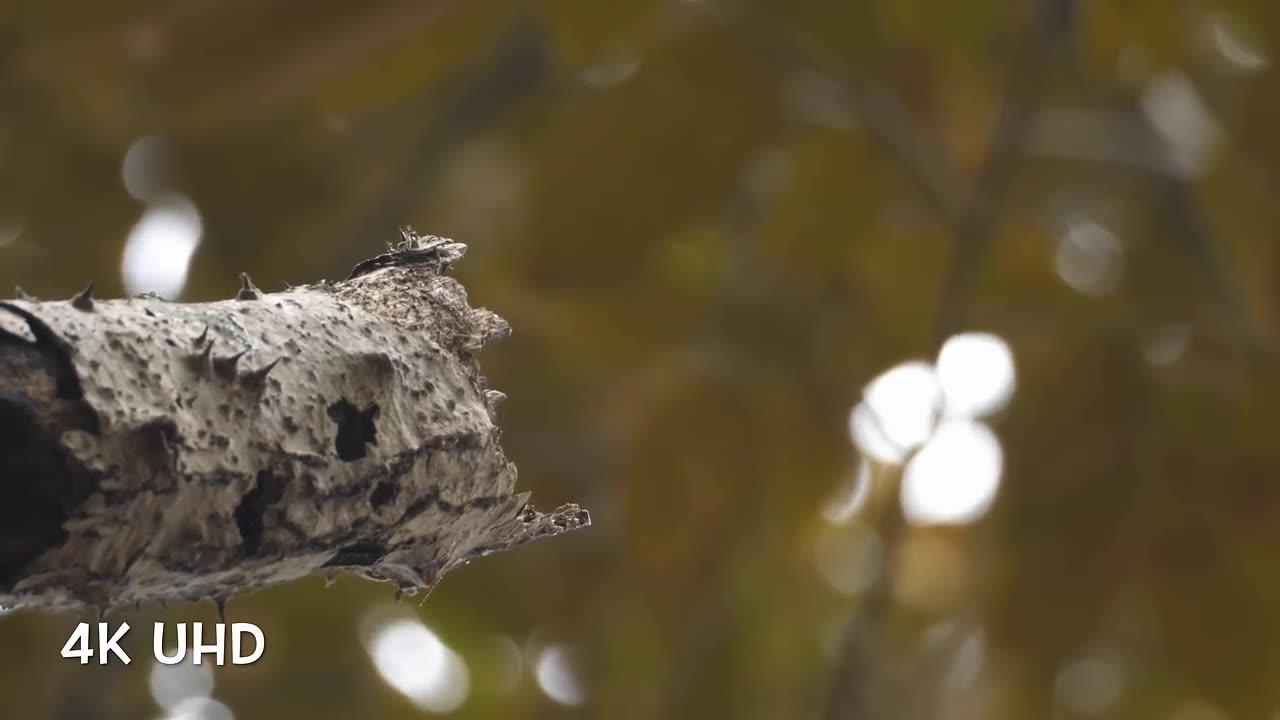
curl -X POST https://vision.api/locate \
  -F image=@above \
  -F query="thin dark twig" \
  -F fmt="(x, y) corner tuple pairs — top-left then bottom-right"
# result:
(928, 18), (1059, 350)
(691, 0), (969, 228)
(826, 6), (1069, 717)
(353, 16), (553, 249)
(842, 83), (970, 225)
(699, 0), (1053, 350)
(1120, 93), (1274, 358)
(821, 489), (905, 720)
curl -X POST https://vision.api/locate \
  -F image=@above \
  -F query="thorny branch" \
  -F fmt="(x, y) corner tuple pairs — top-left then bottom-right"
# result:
(0, 231), (587, 614)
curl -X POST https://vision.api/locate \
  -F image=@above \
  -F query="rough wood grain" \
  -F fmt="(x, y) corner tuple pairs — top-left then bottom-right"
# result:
(0, 233), (588, 613)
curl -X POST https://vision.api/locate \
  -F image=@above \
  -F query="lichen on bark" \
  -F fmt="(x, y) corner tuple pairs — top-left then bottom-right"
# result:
(0, 233), (588, 613)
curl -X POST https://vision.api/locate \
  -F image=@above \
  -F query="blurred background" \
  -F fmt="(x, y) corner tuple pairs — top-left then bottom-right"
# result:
(1, 0), (1279, 718)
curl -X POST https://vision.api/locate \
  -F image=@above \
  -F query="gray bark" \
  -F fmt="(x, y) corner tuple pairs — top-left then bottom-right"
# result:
(0, 235), (588, 613)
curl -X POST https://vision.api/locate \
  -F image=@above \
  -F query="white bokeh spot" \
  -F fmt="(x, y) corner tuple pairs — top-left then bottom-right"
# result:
(156, 697), (234, 720)
(850, 361), (941, 463)
(121, 195), (203, 300)
(149, 652), (215, 711)
(1140, 72), (1224, 178)
(901, 420), (1003, 525)
(1207, 10), (1269, 73)
(1055, 653), (1127, 717)
(936, 333), (1016, 419)
(122, 135), (174, 201)
(365, 617), (470, 714)
(1055, 218), (1124, 297)
(534, 645), (586, 707)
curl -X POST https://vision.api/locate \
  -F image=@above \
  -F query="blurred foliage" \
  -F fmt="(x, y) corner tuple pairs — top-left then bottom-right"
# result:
(2, 1), (1280, 718)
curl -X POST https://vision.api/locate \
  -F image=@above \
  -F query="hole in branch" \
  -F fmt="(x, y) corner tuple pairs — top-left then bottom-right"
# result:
(327, 399), (379, 462)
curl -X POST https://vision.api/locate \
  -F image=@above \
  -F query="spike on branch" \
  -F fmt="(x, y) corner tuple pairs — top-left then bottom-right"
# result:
(213, 349), (248, 382)
(239, 357), (281, 392)
(70, 282), (95, 312)
(185, 337), (216, 375)
(237, 273), (263, 301)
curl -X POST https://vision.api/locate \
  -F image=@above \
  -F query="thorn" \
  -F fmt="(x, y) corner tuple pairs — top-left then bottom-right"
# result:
(240, 357), (282, 392)
(394, 587), (403, 603)
(213, 349), (248, 382)
(237, 273), (263, 301)
(193, 325), (210, 348)
(94, 605), (104, 623)
(13, 286), (33, 301)
(71, 282), (95, 311)
(134, 600), (142, 613)
(213, 596), (228, 623)
(186, 337), (215, 375)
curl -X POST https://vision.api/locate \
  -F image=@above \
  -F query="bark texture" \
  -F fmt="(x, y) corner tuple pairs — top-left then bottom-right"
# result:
(0, 234), (588, 612)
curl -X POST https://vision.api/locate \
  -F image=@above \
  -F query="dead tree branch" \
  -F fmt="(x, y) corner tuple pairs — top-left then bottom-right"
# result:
(0, 233), (588, 613)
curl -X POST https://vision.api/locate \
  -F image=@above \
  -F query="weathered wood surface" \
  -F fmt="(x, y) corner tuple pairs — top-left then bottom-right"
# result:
(0, 234), (588, 613)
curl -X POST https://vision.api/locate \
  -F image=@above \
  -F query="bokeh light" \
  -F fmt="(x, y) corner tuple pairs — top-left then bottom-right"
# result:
(1055, 652), (1126, 716)
(121, 195), (203, 300)
(893, 531), (972, 612)
(850, 361), (942, 464)
(156, 697), (235, 720)
(943, 625), (987, 692)
(1168, 698), (1231, 720)
(363, 615), (470, 714)
(1206, 10), (1269, 73)
(1141, 72), (1224, 178)
(822, 458), (873, 524)
(935, 333), (1016, 419)
(122, 135), (176, 202)
(0, 219), (23, 248)
(901, 420), (1003, 526)
(534, 645), (587, 707)
(1141, 324), (1193, 367)
(812, 523), (882, 596)
(580, 55), (641, 90)
(1055, 218), (1124, 297)
(484, 634), (525, 695)
(149, 652), (215, 711)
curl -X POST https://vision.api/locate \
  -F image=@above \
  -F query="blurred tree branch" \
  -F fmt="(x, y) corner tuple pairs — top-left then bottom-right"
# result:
(696, 0), (969, 226)
(927, 5), (1061, 350)
(353, 15), (552, 250)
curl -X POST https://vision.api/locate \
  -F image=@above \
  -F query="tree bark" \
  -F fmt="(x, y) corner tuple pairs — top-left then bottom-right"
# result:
(0, 235), (588, 613)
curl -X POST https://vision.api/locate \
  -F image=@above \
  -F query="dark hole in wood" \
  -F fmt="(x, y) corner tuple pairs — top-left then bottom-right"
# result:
(323, 541), (387, 567)
(370, 481), (397, 509)
(327, 400), (379, 461)
(234, 470), (285, 556)
(0, 398), (70, 583)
